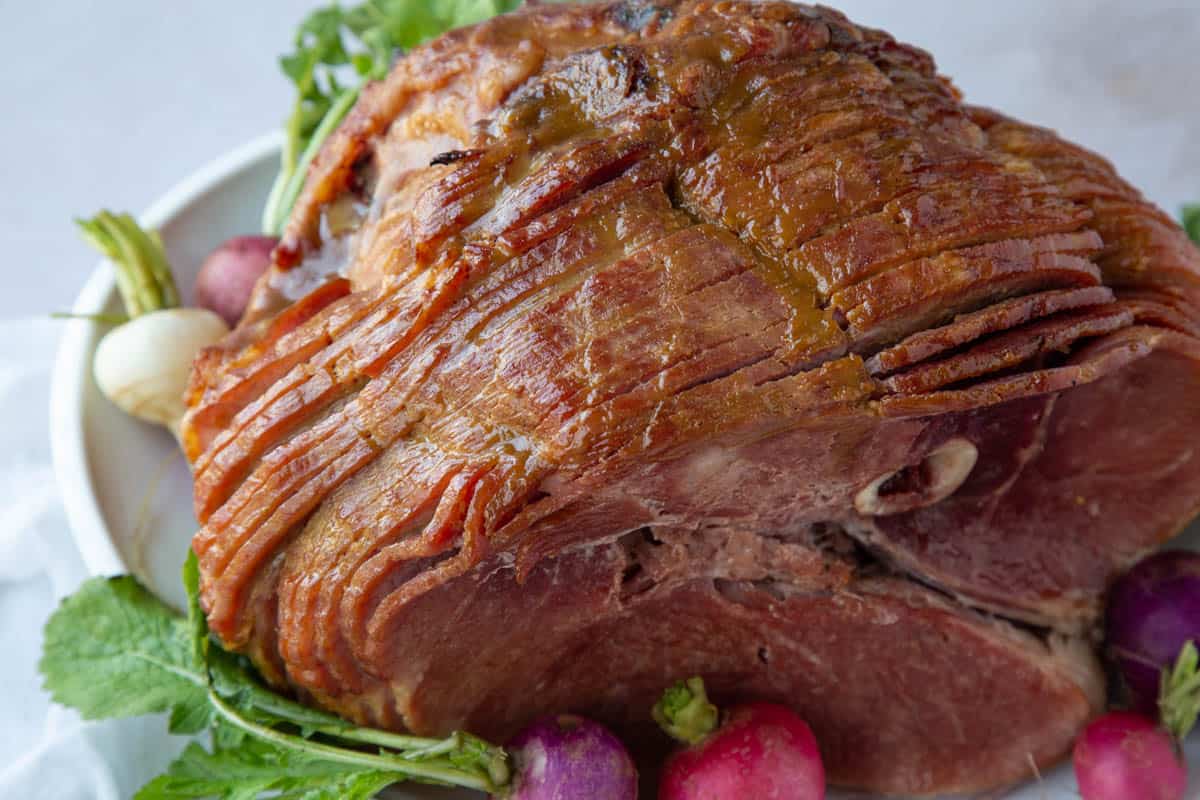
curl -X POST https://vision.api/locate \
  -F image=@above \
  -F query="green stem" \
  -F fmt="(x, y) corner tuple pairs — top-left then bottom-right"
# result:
(260, 162), (292, 236)
(141, 227), (181, 309)
(653, 677), (720, 746)
(51, 311), (130, 325)
(77, 214), (146, 316)
(107, 214), (162, 313)
(208, 691), (499, 792)
(207, 661), (508, 781)
(75, 212), (181, 318)
(261, 101), (303, 235)
(305, 719), (471, 755)
(219, 677), (487, 756)
(392, 733), (463, 760)
(263, 87), (359, 235)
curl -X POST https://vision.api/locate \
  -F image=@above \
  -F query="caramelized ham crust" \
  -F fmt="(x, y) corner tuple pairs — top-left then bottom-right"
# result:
(182, 2), (1200, 794)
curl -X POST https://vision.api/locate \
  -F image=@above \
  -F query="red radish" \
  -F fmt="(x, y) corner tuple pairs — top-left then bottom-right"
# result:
(194, 235), (278, 326)
(655, 677), (824, 800)
(500, 714), (638, 800)
(1073, 711), (1187, 800)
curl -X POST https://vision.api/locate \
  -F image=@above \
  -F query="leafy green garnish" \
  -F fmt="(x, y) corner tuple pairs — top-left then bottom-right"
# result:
(40, 551), (510, 799)
(40, 564), (210, 734)
(1182, 205), (1200, 246)
(76, 211), (180, 318)
(135, 733), (400, 800)
(261, 0), (523, 235)
(1160, 640), (1200, 746)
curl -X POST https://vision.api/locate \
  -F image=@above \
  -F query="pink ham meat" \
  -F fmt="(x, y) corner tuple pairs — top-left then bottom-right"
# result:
(180, 2), (1200, 795)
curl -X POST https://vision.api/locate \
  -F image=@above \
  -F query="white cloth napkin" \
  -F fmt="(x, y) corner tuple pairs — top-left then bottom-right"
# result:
(0, 320), (184, 800)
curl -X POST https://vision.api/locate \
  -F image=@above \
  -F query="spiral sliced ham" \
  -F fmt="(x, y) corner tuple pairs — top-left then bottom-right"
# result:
(182, 2), (1200, 794)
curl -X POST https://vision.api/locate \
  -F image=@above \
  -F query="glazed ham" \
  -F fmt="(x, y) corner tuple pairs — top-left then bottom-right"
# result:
(182, 2), (1200, 795)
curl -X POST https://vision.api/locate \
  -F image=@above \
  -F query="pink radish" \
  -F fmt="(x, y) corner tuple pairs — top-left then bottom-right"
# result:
(1073, 711), (1187, 800)
(194, 235), (277, 326)
(655, 677), (824, 800)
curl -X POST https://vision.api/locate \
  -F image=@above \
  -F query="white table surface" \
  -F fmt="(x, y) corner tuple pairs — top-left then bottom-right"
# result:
(1, 1), (1199, 797)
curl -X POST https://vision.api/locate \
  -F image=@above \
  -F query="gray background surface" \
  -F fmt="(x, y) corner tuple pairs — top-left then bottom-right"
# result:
(3, 1), (1199, 318)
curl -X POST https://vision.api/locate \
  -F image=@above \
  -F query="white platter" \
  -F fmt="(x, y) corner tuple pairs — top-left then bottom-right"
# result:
(49, 136), (1199, 799)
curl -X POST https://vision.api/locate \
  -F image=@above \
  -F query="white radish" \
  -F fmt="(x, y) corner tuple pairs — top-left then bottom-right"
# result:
(93, 308), (229, 432)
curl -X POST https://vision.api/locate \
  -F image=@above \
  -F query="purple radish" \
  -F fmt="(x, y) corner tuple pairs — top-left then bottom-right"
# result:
(499, 714), (638, 800)
(1073, 711), (1187, 800)
(193, 235), (277, 326)
(1106, 550), (1200, 713)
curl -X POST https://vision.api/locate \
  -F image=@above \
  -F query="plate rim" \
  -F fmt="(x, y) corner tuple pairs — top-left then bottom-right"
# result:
(49, 131), (282, 578)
